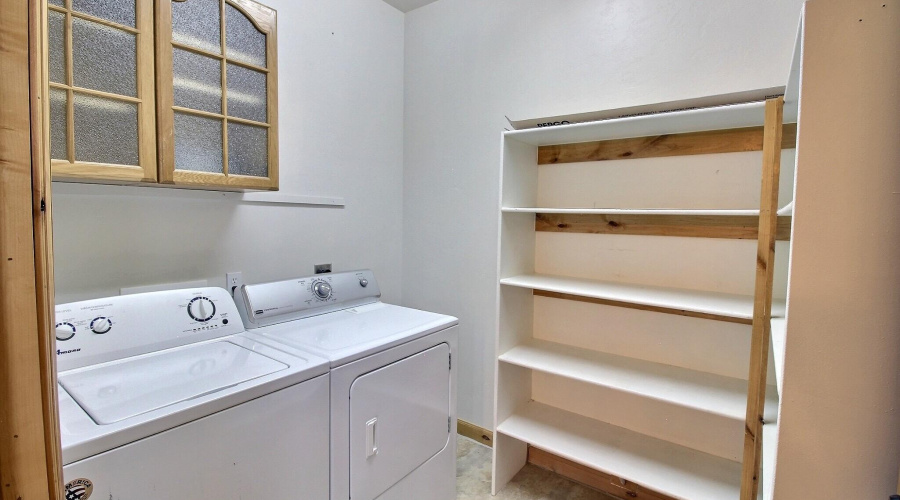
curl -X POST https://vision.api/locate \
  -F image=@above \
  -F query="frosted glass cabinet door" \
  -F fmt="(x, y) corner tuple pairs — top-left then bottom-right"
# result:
(48, 0), (157, 183)
(157, 0), (279, 190)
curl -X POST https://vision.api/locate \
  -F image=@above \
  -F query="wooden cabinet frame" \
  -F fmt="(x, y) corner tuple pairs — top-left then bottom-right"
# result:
(46, 0), (158, 184)
(0, 0), (63, 498)
(155, 0), (279, 190)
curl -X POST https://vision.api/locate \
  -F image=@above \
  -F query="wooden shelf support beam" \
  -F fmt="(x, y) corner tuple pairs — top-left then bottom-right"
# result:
(535, 213), (792, 240)
(538, 123), (797, 165)
(739, 97), (785, 500)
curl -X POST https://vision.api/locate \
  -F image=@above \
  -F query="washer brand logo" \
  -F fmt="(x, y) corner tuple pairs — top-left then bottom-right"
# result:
(255, 310), (265, 315)
(57, 348), (82, 355)
(64, 478), (93, 500)
(536, 121), (570, 127)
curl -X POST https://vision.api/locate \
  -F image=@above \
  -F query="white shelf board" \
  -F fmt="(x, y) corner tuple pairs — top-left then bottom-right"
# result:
(500, 339), (776, 421)
(502, 207), (761, 216)
(762, 422), (779, 500)
(500, 274), (787, 321)
(776, 202), (793, 216)
(503, 101), (767, 147)
(52, 182), (345, 207)
(770, 318), (787, 397)
(497, 402), (741, 500)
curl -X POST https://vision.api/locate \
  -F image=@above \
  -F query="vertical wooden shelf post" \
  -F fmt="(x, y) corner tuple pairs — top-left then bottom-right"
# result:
(740, 97), (785, 500)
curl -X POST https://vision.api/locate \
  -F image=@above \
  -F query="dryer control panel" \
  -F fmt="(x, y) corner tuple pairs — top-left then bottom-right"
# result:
(238, 269), (381, 329)
(55, 287), (244, 372)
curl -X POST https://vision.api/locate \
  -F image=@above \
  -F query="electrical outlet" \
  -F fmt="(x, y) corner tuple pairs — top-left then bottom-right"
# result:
(314, 264), (332, 274)
(226, 272), (243, 296)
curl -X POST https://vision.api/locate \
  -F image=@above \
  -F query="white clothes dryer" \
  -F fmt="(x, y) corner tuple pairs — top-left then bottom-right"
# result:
(56, 287), (330, 500)
(237, 270), (458, 500)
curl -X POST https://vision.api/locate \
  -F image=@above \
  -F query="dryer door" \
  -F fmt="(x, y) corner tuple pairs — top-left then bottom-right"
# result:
(349, 343), (451, 500)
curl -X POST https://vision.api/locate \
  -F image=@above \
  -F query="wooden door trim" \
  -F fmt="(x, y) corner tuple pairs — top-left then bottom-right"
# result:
(0, 0), (63, 498)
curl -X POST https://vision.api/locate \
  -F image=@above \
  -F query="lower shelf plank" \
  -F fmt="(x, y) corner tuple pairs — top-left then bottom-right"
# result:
(528, 446), (677, 500)
(496, 402), (742, 500)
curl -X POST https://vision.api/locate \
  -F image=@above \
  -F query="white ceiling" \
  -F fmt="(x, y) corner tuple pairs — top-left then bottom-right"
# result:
(382, 0), (440, 13)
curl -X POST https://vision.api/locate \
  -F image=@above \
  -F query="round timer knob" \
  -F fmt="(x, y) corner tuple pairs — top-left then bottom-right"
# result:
(56, 322), (76, 341)
(359, 278), (368, 288)
(90, 317), (111, 334)
(313, 281), (332, 300)
(188, 297), (216, 322)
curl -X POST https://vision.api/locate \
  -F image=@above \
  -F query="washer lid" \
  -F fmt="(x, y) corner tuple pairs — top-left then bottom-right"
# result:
(59, 341), (287, 425)
(252, 302), (458, 367)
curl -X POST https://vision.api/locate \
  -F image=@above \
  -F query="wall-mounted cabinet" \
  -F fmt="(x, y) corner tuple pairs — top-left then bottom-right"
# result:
(47, 0), (157, 183)
(46, 0), (278, 191)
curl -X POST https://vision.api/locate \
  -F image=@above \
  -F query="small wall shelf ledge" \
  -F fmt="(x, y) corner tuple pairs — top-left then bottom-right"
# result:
(51, 182), (345, 207)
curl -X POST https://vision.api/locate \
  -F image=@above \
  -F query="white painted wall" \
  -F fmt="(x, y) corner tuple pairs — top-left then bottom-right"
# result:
(52, 0), (405, 304)
(774, 1), (900, 497)
(402, 0), (806, 427)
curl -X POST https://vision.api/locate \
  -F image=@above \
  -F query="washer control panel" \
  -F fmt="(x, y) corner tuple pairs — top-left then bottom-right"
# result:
(238, 269), (381, 328)
(55, 287), (244, 372)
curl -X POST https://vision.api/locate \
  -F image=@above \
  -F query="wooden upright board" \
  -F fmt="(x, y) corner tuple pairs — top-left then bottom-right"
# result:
(0, 0), (62, 498)
(739, 97), (784, 500)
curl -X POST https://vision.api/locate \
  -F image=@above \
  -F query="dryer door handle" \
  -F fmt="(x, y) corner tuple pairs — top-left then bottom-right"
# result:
(365, 417), (378, 458)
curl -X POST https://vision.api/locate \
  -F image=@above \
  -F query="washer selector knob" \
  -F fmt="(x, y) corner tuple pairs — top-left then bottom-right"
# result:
(90, 317), (112, 334)
(188, 297), (216, 322)
(313, 280), (333, 300)
(56, 322), (76, 341)
(359, 278), (369, 288)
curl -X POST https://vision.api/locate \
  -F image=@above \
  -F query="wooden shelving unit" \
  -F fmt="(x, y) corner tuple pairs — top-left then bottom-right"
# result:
(493, 37), (803, 496)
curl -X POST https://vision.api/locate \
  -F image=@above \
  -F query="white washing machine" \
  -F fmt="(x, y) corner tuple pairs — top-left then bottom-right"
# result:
(236, 270), (458, 500)
(55, 287), (330, 500)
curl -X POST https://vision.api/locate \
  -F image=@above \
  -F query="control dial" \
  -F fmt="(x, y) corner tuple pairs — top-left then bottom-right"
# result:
(90, 317), (112, 334)
(359, 278), (369, 288)
(188, 297), (216, 322)
(312, 280), (333, 300)
(56, 322), (76, 341)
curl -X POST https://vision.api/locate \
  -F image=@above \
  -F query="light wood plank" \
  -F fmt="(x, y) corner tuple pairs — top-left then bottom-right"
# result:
(0, 0), (60, 497)
(170, 40), (270, 74)
(32, 0), (64, 493)
(528, 446), (677, 500)
(221, 0), (229, 176)
(458, 419), (494, 447)
(49, 82), (142, 103)
(230, 0), (277, 33)
(740, 97), (784, 500)
(537, 124), (797, 165)
(172, 106), (270, 128)
(135, 0), (158, 182)
(505, 207), (761, 215)
(172, 169), (278, 191)
(264, 1), (279, 190)
(155, 0), (175, 184)
(535, 213), (792, 240)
